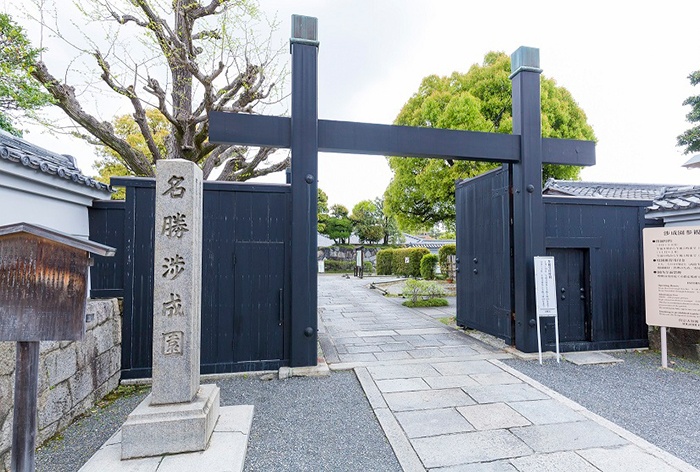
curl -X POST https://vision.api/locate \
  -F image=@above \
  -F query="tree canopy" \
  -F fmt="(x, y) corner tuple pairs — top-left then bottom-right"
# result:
(0, 13), (52, 136)
(384, 51), (596, 231)
(677, 70), (700, 155)
(321, 204), (352, 245)
(26, 0), (287, 180)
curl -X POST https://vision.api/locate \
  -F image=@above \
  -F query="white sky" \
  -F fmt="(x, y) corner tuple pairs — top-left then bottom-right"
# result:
(9, 1), (700, 210)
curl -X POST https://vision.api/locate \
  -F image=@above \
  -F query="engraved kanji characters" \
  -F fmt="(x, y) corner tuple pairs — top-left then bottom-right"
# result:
(162, 255), (186, 279)
(162, 212), (189, 238)
(163, 331), (183, 355)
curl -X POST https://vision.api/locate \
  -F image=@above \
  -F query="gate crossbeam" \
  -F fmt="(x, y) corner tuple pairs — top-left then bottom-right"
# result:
(208, 14), (599, 363)
(209, 112), (595, 166)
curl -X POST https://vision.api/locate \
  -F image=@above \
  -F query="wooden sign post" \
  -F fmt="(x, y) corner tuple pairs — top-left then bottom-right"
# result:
(534, 256), (560, 364)
(0, 223), (114, 472)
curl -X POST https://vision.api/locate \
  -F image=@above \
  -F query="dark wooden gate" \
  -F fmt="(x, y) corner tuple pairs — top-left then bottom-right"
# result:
(543, 248), (591, 346)
(89, 178), (291, 378)
(455, 167), (513, 344)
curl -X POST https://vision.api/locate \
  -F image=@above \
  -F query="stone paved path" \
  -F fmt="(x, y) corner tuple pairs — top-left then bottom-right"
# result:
(317, 274), (698, 472)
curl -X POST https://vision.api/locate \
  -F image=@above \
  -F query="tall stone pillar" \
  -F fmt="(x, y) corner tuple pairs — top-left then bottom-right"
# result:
(121, 159), (220, 459)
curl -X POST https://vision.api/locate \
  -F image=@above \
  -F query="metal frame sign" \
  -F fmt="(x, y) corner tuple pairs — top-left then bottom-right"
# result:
(534, 256), (560, 363)
(643, 226), (700, 330)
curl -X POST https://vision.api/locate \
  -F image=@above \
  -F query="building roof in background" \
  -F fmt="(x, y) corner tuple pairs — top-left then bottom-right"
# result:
(545, 179), (700, 216)
(682, 154), (700, 169)
(0, 129), (110, 193)
(543, 178), (670, 200)
(647, 186), (700, 213)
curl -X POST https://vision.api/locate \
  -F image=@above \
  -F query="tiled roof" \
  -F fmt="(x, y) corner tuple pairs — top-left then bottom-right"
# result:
(647, 186), (700, 213)
(544, 179), (700, 215)
(0, 129), (111, 192)
(543, 178), (669, 200)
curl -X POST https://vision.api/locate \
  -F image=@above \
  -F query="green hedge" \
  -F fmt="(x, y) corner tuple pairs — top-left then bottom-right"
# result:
(438, 243), (456, 273)
(420, 254), (439, 280)
(393, 247), (430, 277)
(376, 249), (395, 275)
(363, 260), (374, 274)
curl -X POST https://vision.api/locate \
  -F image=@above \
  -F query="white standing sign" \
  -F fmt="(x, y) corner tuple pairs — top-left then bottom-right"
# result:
(534, 256), (560, 364)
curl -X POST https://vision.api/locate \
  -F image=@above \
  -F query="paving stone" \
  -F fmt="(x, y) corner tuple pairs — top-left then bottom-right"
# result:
(338, 353), (377, 362)
(457, 403), (531, 430)
(508, 399), (587, 425)
(577, 444), (681, 472)
(402, 335), (444, 348)
(345, 345), (384, 354)
(354, 330), (397, 337)
(564, 351), (624, 365)
(464, 383), (549, 404)
(409, 347), (449, 359)
(374, 351), (413, 361)
(469, 372), (520, 385)
(375, 378), (431, 393)
(412, 430), (532, 468)
(381, 342), (414, 352)
(384, 388), (474, 412)
(511, 420), (627, 453)
(424, 375), (479, 389)
(395, 328), (450, 336)
(395, 408), (474, 438)
(438, 347), (479, 357)
(432, 360), (503, 376)
(509, 451), (599, 472)
(431, 461), (517, 472)
(368, 363), (441, 380)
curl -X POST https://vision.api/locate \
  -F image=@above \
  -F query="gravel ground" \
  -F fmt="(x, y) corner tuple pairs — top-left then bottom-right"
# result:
(35, 371), (401, 472)
(504, 350), (700, 469)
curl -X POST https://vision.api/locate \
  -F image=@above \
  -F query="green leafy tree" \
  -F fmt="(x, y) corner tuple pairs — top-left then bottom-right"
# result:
(323, 204), (353, 245)
(0, 13), (52, 135)
(317, 188), (329, 233)
(351, 200), (383, 244)
(28, 1), (287, 180)
(384, 51), (596, 231)
(677, 70), (700, 155)
(373, 196), (402, 245)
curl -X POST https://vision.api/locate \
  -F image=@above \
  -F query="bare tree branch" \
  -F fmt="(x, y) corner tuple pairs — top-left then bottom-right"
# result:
(32, 61), (153, 176)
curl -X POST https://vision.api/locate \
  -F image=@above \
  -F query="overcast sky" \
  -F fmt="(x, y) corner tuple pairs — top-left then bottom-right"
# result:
(10, 1), (700, 210)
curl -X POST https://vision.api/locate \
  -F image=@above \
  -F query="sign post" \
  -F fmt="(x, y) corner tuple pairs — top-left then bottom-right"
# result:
(534, 256), (560, 364)
(643, 226), (700, 368)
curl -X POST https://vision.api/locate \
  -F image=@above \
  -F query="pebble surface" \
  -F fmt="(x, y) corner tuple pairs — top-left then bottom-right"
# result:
(36, 371), (401, 472)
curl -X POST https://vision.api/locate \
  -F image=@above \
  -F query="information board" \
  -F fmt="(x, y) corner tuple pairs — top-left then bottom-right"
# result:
(643, 226), (700, 330)
(534, 256), (558, 317)
(533, 256), (560, 364)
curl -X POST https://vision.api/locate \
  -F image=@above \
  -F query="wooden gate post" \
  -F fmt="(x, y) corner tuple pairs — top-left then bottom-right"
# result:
(510, 47), (546, 352)
(290, 15), (319, 367)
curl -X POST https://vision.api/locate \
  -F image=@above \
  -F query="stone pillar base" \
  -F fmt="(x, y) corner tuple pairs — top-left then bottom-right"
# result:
(121, 384), (220, 459)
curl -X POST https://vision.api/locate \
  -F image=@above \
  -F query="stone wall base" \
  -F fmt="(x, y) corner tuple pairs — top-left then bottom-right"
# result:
(648, 326), (700, 361)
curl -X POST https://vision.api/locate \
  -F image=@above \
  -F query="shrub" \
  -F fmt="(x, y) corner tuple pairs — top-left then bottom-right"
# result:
(393, 247), (430, 277)
(438, 244), (456, 274)
(363, 260), (373, 274)
(376, 249), (394, 275)
(323, 259), (355, 272)
(402, 279), (446, 302)
(420, 254), (439, 280)
(402, 298), (449, 308)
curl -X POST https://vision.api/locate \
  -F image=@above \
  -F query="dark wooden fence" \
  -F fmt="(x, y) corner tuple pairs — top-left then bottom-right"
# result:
(456, 167), (656, 352)
(89, 177), (291, 378)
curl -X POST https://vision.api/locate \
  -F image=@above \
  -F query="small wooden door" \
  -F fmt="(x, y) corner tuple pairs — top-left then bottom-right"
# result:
(544, 248), (591, 344)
